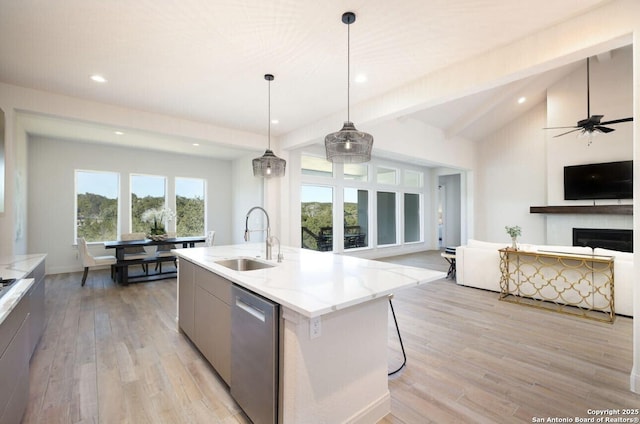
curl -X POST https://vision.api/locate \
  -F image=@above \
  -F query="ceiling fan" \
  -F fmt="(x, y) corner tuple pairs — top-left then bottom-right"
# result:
(544, 56), (633, 138)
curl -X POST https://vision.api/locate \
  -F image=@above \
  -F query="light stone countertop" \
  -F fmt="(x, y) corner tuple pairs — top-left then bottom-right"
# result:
(0, 254), (47, 324)
(173, 244), (445, 318)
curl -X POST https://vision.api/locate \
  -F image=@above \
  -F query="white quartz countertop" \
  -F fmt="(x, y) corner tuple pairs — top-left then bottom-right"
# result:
(174, 244), (445, 318)
(0, 254), (47, 325)
(0, 254), (47, 281)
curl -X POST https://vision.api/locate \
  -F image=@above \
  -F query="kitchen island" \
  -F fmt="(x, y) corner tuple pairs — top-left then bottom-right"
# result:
(174, 244), (444, 424)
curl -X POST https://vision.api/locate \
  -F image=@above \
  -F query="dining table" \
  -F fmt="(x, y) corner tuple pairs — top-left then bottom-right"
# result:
(104, 236), (206, 284)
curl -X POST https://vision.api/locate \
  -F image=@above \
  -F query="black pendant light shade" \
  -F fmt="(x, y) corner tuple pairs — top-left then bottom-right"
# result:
(253, 74), (286, 178)
(325, 11), (373, 163)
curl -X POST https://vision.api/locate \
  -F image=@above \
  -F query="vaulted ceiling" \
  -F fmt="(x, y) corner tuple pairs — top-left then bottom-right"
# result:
(0, 0), (614, 156)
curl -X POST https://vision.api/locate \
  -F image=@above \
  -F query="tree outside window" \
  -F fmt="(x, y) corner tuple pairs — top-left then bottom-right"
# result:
(131, 174), (166, 233)
(344, 188), (368, 249)
(76, 170), (119, 242)
(176, 177), (205, 236)
(301, 185), (333, 251)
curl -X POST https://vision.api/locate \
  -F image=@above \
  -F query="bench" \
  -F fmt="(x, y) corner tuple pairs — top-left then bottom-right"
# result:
(114, 255), (178, 285)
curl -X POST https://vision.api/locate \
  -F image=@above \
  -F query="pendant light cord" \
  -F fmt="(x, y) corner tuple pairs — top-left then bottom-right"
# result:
(268, 78), (271, 150)
(347, 20), (351, 123)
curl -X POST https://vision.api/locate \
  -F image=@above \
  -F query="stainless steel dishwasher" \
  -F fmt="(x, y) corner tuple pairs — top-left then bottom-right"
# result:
(231, 284), (280, 424)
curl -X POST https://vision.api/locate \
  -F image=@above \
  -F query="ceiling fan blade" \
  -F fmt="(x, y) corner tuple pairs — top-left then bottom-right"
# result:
(543, 126), (579, 130)
(553, 128), (583, 137)
(600, 117), (633, 125)
(595, 126), (615, 133)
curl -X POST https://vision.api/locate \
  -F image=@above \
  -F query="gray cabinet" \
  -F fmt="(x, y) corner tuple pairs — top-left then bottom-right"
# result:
(27, 259), (46, 358)
(0, 289), (30, 424)
(178, 259), (196, 339)
(178, 260), (231, 385)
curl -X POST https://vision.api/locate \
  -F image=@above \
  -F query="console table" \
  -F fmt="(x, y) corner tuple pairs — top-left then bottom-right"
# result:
(498, 248), (615, 322)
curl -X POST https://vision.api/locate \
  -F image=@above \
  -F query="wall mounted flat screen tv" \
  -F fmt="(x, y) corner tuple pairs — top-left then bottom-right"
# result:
(564, 160), (633, 200)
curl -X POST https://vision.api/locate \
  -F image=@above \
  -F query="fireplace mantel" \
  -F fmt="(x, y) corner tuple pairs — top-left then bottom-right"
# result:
(529, 205), (632, 215)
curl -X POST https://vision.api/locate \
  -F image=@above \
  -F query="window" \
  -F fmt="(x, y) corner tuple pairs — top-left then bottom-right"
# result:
(344, 188), (368, 249)
(131, 174), (167, 233)
(404, 193), (421, 243)
(299, 150), (428, 252)
(377, 191), (397, 245)
(176, 177), (205, 236)
(76, 170), (119, 242)
(404, 170), (423, 188)
(344, 163), (368, 181)
(302, 155), (333, 177)
(376, 166), (397, 185)
(301, 185), (333, 251)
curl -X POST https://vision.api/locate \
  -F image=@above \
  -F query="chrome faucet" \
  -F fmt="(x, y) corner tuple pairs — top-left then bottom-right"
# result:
(268, 235), (284, 263)
(244, 206), (272, 260)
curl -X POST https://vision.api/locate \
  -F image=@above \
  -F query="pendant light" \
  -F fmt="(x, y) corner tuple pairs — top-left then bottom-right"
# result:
(324, 11), (373, 163)
(253, 74), (286, 178)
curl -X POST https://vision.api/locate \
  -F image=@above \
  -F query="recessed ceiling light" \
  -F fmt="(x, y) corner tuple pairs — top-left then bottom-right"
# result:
(271, 119), (279, 124)
(192, 143), (200, 147)
(90, 74), (107, 83)
(517, 96), (526, 104)
(354, 74), (367, 83)
(114, 131), (124, 136)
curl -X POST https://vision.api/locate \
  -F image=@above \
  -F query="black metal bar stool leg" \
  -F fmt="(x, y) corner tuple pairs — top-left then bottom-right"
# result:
(388, 296), (406, 376)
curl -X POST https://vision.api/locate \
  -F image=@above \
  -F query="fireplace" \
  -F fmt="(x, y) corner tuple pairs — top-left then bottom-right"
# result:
(572, 228), (633, 252)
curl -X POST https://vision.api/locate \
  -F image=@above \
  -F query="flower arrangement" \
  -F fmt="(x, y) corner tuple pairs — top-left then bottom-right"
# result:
(142, 207), (176, 236)
(505, 225), (521, 250)
(505, 225), (521, 238)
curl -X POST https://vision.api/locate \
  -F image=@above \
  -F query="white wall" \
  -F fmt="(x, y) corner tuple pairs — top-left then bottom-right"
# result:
(474, 101), (548, 244)
(232, 153), (264, 244)
(27, 136), (234, 274)
(367, 117), (476, 171)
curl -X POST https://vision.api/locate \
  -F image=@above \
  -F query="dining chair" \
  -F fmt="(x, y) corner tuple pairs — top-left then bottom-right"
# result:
(77, 237), (117, 286)
(205, 230), (216, 247)
(120, 232), (150, 274)
(155, 232), (177, 272)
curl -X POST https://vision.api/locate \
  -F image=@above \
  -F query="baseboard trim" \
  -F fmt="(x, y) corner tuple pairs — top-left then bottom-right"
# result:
(347, 391), (391, 424)
(631, 367), (640, 394)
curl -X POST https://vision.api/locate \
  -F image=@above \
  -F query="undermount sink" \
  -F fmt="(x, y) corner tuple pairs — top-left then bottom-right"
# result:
(215, 257), (275, 271)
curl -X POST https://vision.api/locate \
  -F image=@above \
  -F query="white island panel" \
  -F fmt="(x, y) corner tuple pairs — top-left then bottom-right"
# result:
(281, 298), (391, 423)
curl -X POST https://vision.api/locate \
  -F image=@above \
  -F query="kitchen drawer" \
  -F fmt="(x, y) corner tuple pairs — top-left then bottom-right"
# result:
(194, 265), (231, 304)
(0, 302), (30, 422)
(0, 292), (29, 358)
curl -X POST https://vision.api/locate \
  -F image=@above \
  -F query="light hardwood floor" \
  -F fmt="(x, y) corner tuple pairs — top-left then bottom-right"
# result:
(23, 251), (639, 423)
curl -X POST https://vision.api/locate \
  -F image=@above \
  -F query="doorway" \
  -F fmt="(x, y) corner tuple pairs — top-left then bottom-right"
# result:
(438, 174), (461, 249)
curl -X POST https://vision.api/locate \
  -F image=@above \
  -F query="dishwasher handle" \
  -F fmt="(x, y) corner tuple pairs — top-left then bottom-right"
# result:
(235, 297), (266, 322)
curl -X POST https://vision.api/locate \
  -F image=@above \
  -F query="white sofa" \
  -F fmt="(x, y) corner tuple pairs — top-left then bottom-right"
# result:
(455, 239), (634, 317)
